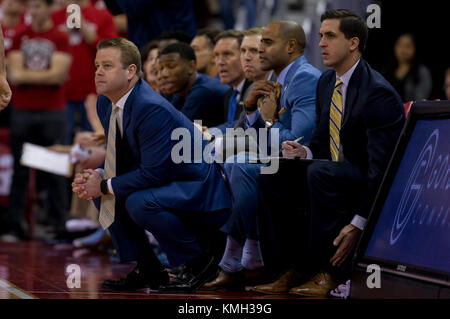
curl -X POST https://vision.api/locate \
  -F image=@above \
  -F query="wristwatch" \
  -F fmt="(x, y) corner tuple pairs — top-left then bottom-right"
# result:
(100, 179), (108, 195)
(265, 119), (277, 129)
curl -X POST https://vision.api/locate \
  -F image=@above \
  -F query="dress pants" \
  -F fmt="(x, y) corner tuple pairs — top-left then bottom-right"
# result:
(305, 160), (364, 278)
(221, 154), (262, 244)
(257, 159), (364, 278)
(124, 188), (230, 267)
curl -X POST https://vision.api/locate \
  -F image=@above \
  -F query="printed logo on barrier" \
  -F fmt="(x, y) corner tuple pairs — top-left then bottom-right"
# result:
(390, 129), (449, 245)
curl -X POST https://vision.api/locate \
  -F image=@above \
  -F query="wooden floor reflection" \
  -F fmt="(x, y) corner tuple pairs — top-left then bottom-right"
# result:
(0, 241), (321, 299)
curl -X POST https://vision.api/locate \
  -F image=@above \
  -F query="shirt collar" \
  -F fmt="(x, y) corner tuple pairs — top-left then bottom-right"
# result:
(336, 59), (360, 88)
(114, 85), (134, 110)
(234, 78), (246, 94)
(276, 59), (296, 86)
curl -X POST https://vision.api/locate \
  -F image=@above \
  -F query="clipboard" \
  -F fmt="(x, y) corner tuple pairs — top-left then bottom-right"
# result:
(20, 142), (73, 177)
(248, 157), (328, 164)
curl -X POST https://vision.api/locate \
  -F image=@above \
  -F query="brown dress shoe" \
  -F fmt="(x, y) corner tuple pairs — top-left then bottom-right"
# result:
(201, 270), (245, 291)
(289, 272), (338, 297)
(251, 269), (303, 295)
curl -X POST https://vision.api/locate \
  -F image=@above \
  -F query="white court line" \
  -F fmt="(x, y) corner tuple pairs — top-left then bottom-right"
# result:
(0, 279), (37, 299)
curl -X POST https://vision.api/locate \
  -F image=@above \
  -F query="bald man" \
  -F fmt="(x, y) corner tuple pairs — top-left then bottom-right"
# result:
(243, 20), (321, 141)
(203, 21), (321, 290)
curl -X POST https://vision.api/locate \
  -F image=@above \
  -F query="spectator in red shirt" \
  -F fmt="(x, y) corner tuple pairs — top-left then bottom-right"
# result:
(1, 0), (28, 55)
(52, 0), (118, 144)
(0, 0), (27, 124)
(2, 0), (72, 240)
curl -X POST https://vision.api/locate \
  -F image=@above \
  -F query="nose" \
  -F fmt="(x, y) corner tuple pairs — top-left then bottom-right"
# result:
(215, 54), (225, 67)
(319, 37), (326, 48)
(95, 67), (103, 77)
(159, 67), (169, 78)
(259, 43), (265, 54)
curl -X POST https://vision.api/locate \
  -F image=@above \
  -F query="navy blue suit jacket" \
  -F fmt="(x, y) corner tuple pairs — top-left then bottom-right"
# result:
(250, 55), (321, 148)
(95, 79), (231, 213)
(165, 74), (229, 128)
(307, 58), (405, 218)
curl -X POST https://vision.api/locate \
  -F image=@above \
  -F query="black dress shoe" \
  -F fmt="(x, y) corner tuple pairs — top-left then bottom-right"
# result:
(102, 264), (169, 291)
(160, 254), (218, 293)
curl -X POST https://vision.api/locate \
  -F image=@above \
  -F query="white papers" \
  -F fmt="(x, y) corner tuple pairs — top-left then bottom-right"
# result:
(20, 143), (72, 177)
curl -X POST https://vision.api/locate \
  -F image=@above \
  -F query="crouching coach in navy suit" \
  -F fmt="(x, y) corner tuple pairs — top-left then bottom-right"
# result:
(72, 38), (231, 292)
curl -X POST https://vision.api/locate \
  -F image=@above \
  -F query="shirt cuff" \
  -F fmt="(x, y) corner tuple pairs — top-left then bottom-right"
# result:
(107, 178), (115, 196)
(350, 215), (367, 231)
(302, 145), (313, 159)
(246, 109), (260, 126)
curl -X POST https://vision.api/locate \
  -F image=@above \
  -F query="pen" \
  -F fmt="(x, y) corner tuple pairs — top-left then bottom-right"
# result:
(281, 136), (304, 151)
(293, 136), (304, 143)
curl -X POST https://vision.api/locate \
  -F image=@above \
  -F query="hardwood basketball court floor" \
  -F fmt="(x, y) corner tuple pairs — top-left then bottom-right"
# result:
(0, 241), (327, 300)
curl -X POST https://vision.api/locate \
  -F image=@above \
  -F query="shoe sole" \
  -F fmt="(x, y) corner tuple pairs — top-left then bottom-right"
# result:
(251, 288), (290, 295)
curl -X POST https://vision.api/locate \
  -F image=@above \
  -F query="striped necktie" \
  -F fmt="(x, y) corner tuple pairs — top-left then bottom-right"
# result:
(99, 105), (119, 229)
(329, 78), (343, 162)
(257, 81), (282, 112)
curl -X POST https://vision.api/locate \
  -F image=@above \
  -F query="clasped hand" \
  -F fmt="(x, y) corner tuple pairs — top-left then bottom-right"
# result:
(72, 169), (103, 200)
(244, 80), (278, 120)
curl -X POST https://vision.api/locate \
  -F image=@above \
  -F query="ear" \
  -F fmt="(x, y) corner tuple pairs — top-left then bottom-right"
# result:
(126, 64), (137, 80)
(187, 60), (197, 74)
(286, 39), (297, 55)
(349, 37), (360, 53)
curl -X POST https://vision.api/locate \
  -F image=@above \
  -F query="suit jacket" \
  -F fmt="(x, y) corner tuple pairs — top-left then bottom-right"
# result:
(165, 74), (229, 127)
(94, 79), (231, 213)
(307, 58), (405, 218)
(250, 55), (321, 146)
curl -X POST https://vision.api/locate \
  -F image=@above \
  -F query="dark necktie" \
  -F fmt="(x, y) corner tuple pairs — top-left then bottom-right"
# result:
(227, 89), (239, 123)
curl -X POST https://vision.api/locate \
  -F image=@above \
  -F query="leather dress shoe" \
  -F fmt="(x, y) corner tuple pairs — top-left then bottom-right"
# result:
(102, 264), (169, 291)
(289, 272), (338, 297)
(251, 269), (303, 295)
(160, 254), (218, 293)
(202, 270), (245, 291)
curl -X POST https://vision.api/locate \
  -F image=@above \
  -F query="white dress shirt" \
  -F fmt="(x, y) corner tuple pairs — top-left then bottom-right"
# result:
(97, 86), (134, 195)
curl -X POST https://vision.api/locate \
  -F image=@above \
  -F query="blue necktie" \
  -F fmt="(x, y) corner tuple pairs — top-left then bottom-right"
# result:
(227, 89), (238, 123)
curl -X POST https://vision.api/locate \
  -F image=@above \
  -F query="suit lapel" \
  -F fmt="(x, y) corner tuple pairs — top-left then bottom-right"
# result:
(122, 79), (140, 133)
(280, 56), (303, 105)
(342, 60), (364, 128)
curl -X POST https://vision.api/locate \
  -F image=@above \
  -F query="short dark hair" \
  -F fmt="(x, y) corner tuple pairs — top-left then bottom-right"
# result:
(140, 40), (159, 65)
(214, 30), (244, 48)
(160, 42), (196, 62)
(97, 37), (143, 77)
(321, 9), (368, 53)
(196, 27), (223, 47)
